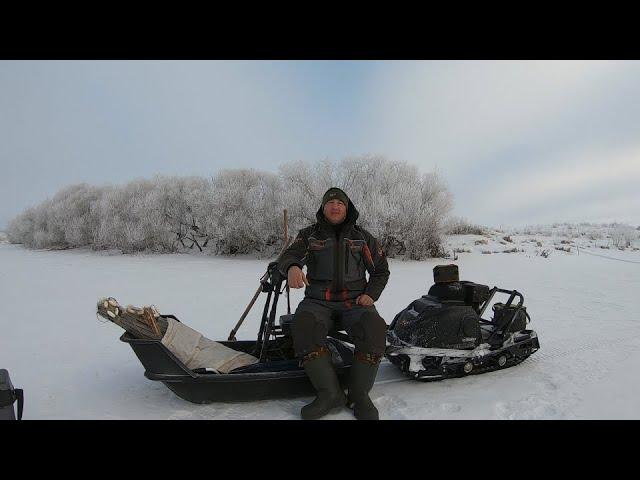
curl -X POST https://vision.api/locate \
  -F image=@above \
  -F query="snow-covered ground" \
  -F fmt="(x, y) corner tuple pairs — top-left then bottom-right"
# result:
(1, 229), (640, 419)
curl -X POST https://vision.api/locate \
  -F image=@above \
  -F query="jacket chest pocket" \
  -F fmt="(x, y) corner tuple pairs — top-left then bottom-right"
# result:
(307, 237), (334, 281)
(345, 239), (366, 282)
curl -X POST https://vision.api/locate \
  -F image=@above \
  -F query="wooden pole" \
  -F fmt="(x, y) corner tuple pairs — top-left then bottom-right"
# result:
(284, 209), (288, 246)
(284, 209), (291, 314)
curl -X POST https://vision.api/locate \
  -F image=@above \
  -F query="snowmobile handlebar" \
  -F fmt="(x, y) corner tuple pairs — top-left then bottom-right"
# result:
(478, 287), (524, 318)
(494, 288), (523, 307)
(479, 288), (528, 342)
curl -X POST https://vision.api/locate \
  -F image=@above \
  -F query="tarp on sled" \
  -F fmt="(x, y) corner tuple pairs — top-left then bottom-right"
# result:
(161, 318), (259, 373)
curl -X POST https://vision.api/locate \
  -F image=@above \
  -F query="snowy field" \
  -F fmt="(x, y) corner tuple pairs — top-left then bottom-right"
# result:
(1, 230), (640, 419)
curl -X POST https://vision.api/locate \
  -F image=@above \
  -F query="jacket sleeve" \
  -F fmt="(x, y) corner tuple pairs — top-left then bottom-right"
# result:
(276, 228), (309, 277)
(362, 230), (390, 302)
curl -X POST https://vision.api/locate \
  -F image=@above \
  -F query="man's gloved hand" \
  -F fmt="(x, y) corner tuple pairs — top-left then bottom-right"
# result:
(288, 265), (310, 289)
(355, 294), (374, 306)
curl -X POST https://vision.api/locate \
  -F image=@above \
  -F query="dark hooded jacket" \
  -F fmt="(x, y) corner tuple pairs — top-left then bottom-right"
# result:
(277, 188), (390, 304)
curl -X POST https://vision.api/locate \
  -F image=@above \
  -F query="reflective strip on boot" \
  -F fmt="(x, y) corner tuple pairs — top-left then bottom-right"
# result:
(354, 350), (383, 366)
(302, 345), (330, 364)
(347, 353), (381, 420)
(301, 348), (346, 420)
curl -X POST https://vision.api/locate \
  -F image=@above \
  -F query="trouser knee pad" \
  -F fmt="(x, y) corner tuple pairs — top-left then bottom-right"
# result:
(292, 311), (327, 357)
(352, 311), (387, 356)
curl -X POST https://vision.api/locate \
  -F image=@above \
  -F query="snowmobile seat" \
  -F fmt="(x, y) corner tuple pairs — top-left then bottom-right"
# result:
(428, 281), (490, 313)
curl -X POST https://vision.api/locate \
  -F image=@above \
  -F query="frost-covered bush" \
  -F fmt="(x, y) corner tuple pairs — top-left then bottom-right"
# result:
(90, 176), (221, 253)
(95, 179), (171, 252)
(8, 177), (200, 253)
(511, 222), (639, 249)
(7, 156), (454, 259)
(208, 169), (285, 256)
(445, 217), (487, 235)
(610, 224), (637, 249)
(7, 208), (36, 246)
(279, 155), (453, 260)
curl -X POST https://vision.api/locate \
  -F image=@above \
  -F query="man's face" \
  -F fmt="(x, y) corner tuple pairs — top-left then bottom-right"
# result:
(323, 199), (347, 225)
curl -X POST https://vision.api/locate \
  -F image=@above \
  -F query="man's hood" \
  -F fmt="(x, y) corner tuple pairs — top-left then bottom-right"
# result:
(315, 187), (359, 227)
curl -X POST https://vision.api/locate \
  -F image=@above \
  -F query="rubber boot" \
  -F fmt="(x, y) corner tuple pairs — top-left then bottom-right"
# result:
(347, 355), (381, 420)
(301, 351), (347, 420)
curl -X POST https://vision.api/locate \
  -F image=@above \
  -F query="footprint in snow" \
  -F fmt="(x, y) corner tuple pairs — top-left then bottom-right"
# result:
(494, 401), (513, 419)
(167, 409), (196, 420)
(375, 395), (410, 420)
(440, 403), (462, 413)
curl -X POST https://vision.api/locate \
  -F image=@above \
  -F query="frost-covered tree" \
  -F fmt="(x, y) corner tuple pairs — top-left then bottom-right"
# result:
(610, 224), (637, 249)
(151, 176), (214, 252)
(208, 169), (285, 256)
(445, 216), (488, 235)
(7, 155), (454, 259)
(7, 207), (36, 247)
(279, 155), (453, 259)
(279, 159), (337, 231)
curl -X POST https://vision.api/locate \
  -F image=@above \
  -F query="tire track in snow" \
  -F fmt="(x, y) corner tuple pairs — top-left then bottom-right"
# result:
(373, 360), (412, 386)
(496, 329), (640, 418)
(523, 333), (640, 365)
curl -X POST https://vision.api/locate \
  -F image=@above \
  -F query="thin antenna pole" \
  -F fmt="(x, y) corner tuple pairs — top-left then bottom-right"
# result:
(284, 209), (291, 314)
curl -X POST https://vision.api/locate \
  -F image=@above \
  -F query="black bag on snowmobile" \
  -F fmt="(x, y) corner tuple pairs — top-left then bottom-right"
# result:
(391, 296), (482, 350)
(0, 369), (23, 420)
(432, 264), (459, 283)
(492, 303), (528, 332)
(428, 281), (491, 306)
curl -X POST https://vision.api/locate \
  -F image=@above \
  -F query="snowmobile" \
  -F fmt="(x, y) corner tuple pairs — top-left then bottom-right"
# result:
(120, 262), (539, 404)
(385, 276), (540, 381)
(0, 369), (23, 420)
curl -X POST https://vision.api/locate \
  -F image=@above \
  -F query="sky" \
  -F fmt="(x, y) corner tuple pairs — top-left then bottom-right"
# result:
(1, 60), (639, 230)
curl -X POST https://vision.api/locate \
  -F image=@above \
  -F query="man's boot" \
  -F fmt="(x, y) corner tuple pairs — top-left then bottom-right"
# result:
(347, 352), (382, 420)
(301, 347), (347, 420)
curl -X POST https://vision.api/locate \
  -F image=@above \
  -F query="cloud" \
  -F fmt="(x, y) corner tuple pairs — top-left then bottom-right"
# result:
(2, 60), (640, 229)
(0, 61), (318, 227)
(367, 61), (614, 165)
(365, 60), (640, 226)
(468, 141), (640, 225)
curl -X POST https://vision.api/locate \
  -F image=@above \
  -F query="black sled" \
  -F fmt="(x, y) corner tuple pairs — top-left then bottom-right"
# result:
(385, 283), (540, 381)
(120, 262), (355, 403)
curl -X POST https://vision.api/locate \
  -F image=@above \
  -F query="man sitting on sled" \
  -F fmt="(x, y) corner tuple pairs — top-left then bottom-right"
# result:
(277, 187), (390, 420)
